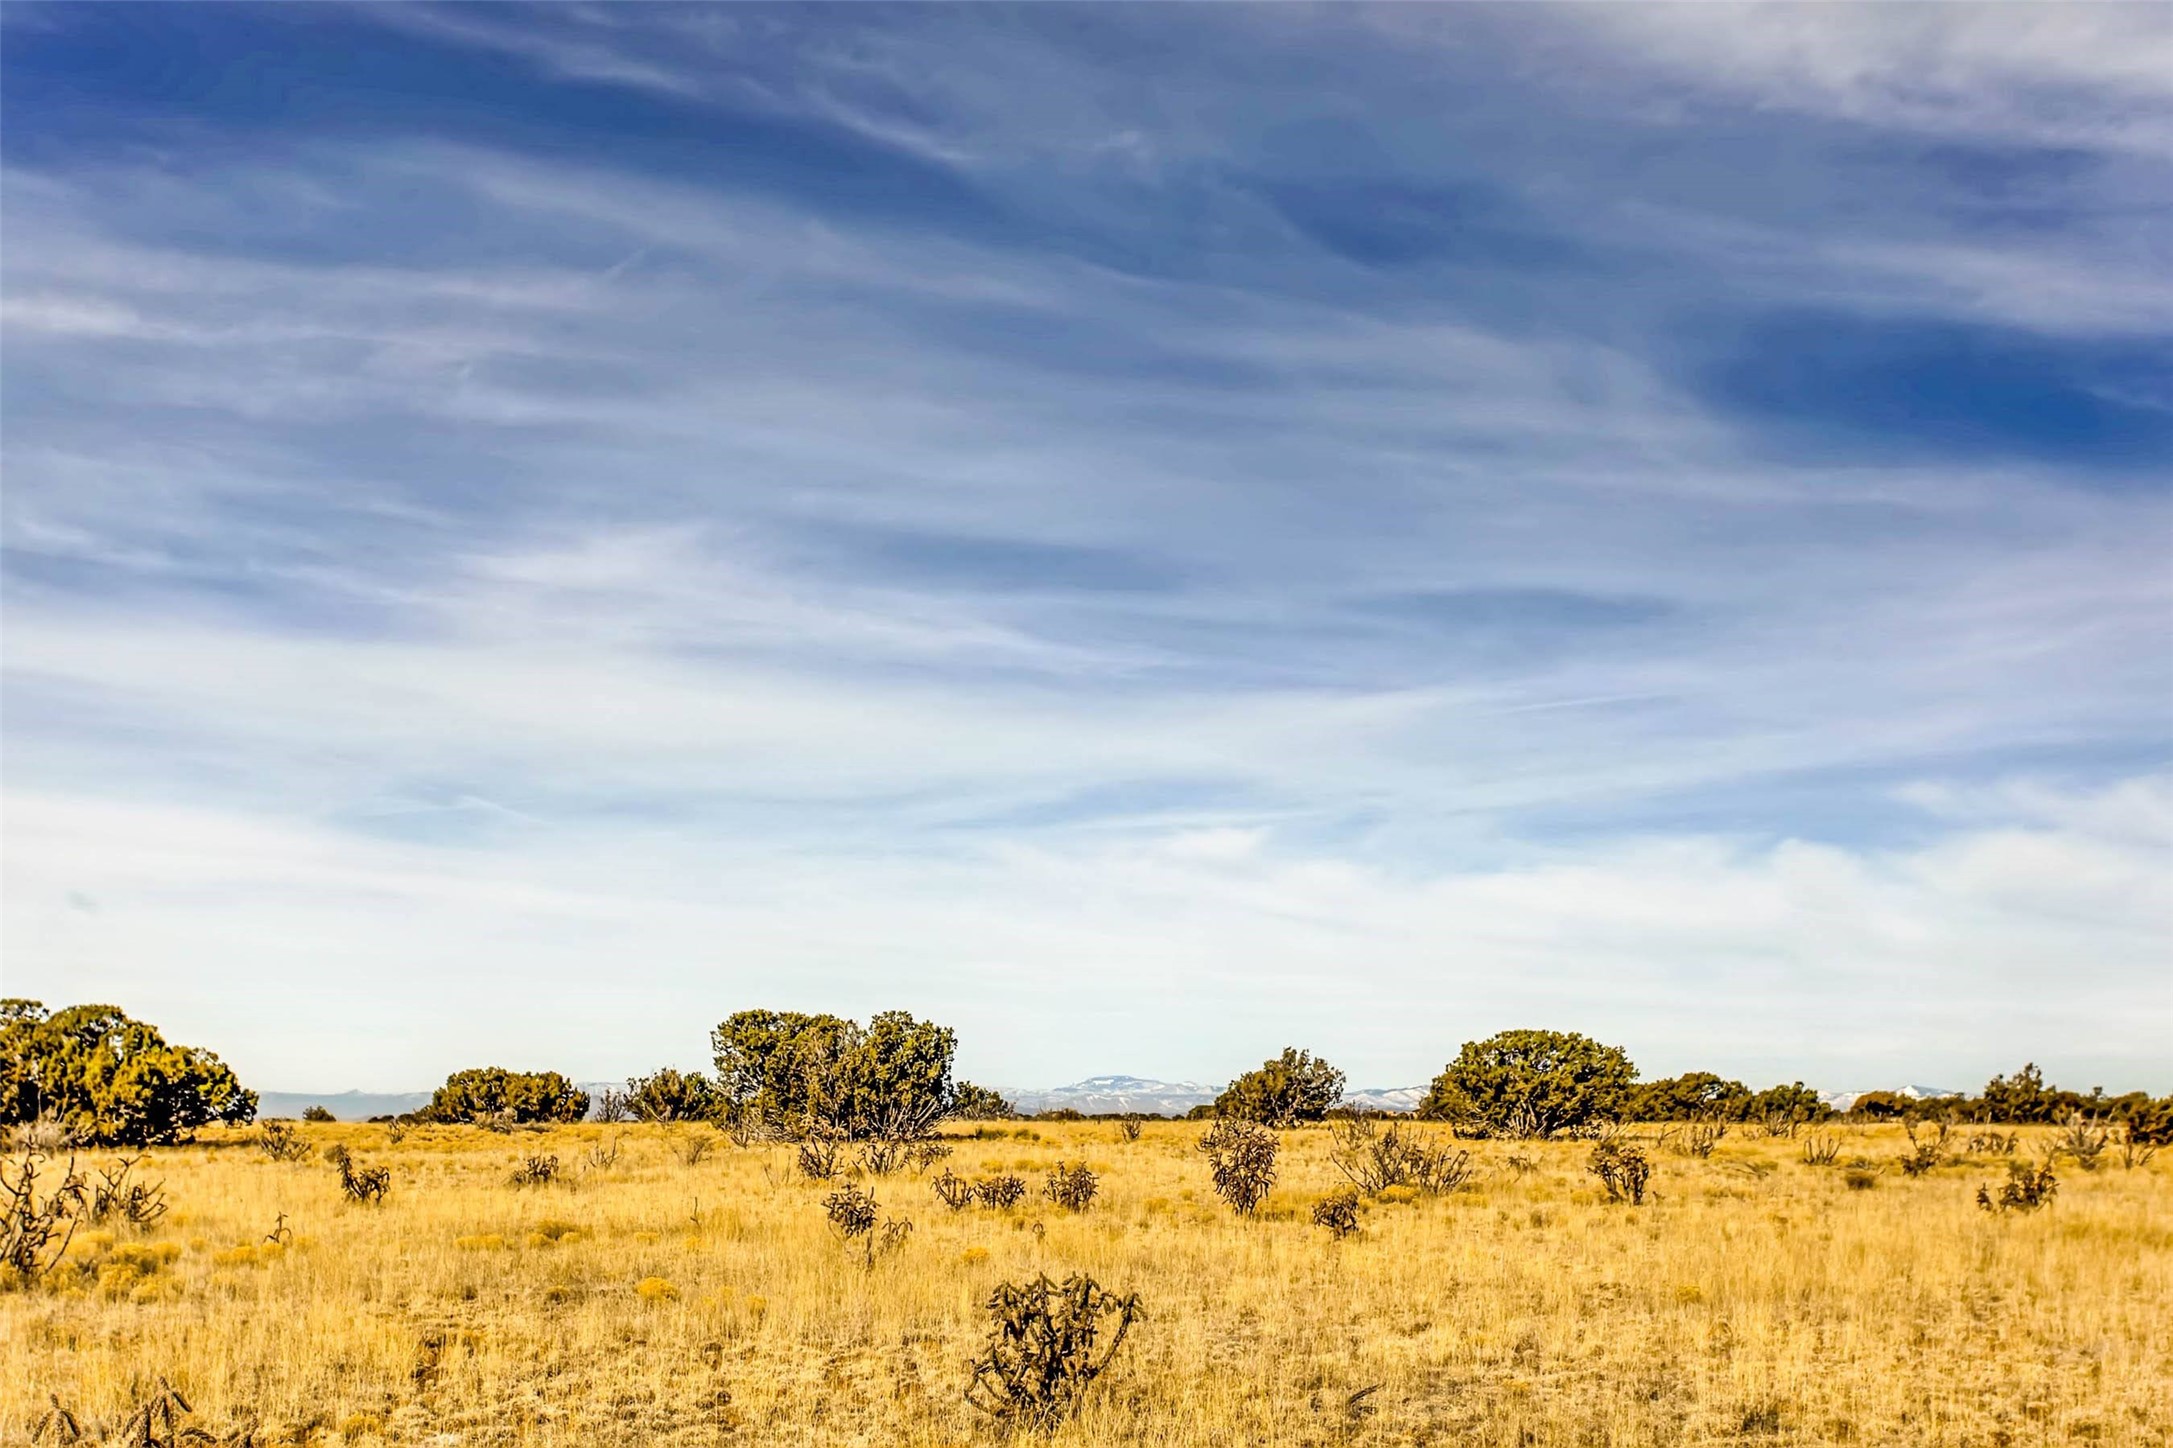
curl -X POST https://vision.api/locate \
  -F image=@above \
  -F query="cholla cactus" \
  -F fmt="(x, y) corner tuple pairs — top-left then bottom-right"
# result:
(1312, 1187), (1362, 1239)
(965, 1273), (1143, 1430)
(1042, 1162), (1097, 1212)
(1197, 1119), (1277, 1214)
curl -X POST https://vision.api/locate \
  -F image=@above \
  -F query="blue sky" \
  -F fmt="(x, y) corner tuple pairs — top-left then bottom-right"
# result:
(3, 4), (2168, 1095)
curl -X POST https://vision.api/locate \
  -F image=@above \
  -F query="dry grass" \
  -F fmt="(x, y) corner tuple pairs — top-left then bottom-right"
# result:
(4, 1120), (2169, 1445)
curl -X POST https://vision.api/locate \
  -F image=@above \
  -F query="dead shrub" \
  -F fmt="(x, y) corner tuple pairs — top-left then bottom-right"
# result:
(1754, 1108), (1806, 1140)
(1198, 1118), (1278, 1215)
(1329, 1115), (1471, 1195)
(1800, 1133), (1842, 1166)
(1966, 1130), (2019, 1157)
(88, 1156), (168, 1229)
(2, 1152), (86, 1285)
(1677, 1117), (1727, 1159)
(9, 1115), (69, 1155)
(1119, 1117), (1144, 1143)
(964, 1272), (1143, 1431)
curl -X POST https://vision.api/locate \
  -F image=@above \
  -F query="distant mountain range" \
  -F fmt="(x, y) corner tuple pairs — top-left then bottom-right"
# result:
(1342, 1085), (1428, 1114)
(259, 1082), (624, 1122)
(257, 1089), (433, 1121)
(1818, 1085), (1958, 1114)
(1005, 1075), (1216, 1117)
(1003, 1076), (1432, 1116)
(259, 1077), (1961, 1123)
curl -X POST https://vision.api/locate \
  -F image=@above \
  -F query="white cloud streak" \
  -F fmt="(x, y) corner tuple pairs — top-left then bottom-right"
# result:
(4, 8), (2168, 1091)
(4, 776), (2165, 1093)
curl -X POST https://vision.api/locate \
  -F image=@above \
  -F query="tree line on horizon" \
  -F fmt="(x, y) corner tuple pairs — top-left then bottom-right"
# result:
(5, 997), (2169, 1148)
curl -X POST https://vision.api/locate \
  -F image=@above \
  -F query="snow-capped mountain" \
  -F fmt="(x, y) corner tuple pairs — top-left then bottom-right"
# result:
(1005, 1075), (1215, 1117)
(1819, 1085), (1959, 1113)
(1340, 1086), (1426, 1113)
(1004, 1077), (1431, 1117)
(277, 1077), (1974, 1124)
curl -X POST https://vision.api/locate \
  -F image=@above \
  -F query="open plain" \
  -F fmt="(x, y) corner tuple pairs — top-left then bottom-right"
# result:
(7, 1119), (2169, 1447)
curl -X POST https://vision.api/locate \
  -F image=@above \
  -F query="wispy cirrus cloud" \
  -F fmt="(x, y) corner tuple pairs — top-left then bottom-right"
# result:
(3, 4), (2167, 1090)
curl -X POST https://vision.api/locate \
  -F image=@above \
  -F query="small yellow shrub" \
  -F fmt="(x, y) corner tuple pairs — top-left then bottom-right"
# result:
(78, 1239), (182, 1299)
(526, 1218), (582, 1248)
(960, 1247), (990, 1265)
(212, 1242), (286, 1268)
(454, 1234), (506, 1251)
(636, 1276), (679, 1302)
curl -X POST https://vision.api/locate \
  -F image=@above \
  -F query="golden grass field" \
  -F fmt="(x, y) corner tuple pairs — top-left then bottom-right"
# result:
(6, 1118), (2169, 1446)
